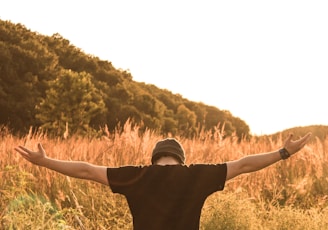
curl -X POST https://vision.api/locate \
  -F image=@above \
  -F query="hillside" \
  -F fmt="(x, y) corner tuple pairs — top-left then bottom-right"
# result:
(262, 125), (328, 143)
(1, 19), (327, 140)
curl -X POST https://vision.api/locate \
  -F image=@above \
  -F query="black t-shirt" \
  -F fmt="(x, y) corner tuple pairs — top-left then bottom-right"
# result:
(107, 164), (227, 230)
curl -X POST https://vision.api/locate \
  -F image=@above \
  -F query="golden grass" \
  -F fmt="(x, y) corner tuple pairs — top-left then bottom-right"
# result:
(1, 123), (328, 229)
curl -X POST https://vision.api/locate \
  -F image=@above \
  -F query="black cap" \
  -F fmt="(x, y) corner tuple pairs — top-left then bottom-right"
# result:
(151, 138), (185, 164)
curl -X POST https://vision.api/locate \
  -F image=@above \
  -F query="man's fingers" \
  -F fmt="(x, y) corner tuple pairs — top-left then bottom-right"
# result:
(296, 132), (312, 145)
(14, 147), (29, 158)
(304, 132), (312, 142)
(20, 153), (30, 161)
(297, 132), (312, 150)
(17, 146), (31, 154)
(284, 133), (294, 145)
(301, 132), (312, 146)
(38, 143), (44, 153)
(14, 147), (26, 154)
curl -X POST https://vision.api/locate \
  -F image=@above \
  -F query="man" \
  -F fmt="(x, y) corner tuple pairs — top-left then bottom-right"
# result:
(15, 132), (312, 230)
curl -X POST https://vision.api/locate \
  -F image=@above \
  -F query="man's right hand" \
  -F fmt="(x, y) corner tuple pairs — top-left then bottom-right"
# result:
(15, 143), (47, 166)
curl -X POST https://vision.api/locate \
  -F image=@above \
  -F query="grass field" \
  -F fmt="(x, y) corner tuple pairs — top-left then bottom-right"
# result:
(1, 124), (328, 229)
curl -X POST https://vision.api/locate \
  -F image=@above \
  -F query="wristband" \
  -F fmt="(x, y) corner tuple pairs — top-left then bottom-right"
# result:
(279, 148), (290, 160)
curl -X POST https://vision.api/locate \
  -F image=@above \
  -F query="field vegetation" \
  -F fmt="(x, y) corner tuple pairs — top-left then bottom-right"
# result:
(1, 123), (328, 229)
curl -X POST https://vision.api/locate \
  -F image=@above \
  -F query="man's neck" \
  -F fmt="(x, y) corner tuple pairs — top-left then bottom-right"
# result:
(155, 156), (181, 166)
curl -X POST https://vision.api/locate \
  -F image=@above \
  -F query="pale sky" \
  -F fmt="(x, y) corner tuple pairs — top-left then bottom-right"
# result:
(1, 0), (327, 135)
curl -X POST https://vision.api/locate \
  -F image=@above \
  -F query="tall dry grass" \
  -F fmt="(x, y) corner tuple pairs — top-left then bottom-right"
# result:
(1, 123), (328, 229)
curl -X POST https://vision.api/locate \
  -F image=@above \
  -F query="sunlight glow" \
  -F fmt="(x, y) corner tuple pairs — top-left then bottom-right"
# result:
(1, 0), (327, 135)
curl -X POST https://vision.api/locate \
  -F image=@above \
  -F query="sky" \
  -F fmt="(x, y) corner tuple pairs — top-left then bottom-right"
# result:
(1, 0), (327, 135)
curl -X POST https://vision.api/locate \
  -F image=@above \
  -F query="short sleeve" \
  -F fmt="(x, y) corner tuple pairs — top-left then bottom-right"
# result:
(107, 166), (147, 193)
(190, 163), (227, 194)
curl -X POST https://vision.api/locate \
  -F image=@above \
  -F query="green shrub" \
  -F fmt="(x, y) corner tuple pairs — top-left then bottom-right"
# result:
(265, 206), (328, 230)
(201, 193), (262, 230)
(2, 193), (71, 230)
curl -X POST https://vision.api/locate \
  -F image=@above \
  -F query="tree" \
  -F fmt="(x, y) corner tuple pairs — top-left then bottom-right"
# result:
(231, 116), (251, 141)
(36, 70), (106, 136)
(0, 19), (251, 138)
(162, 117), (178, 135)
(176, 104), (197, 136)
(0, 43), (43, 131)
(134, 94), (158, 116)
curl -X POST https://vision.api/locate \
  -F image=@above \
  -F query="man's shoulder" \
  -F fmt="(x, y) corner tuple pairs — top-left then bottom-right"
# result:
(189, 163), (227, 168)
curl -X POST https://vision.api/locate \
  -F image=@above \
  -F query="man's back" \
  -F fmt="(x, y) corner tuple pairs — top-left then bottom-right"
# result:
(107, 164), (227, 230)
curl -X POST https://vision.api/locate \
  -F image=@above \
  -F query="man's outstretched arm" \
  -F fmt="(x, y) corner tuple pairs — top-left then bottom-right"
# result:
(15, 143), (109, 185)
(226, 132), (312, 181)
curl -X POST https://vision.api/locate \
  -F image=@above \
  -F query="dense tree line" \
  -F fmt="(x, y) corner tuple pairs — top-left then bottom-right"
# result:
(0, 19), (251, 139)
